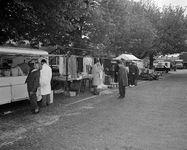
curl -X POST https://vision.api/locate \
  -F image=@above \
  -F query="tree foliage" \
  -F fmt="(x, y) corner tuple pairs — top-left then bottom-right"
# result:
(0, 0), (187, 59)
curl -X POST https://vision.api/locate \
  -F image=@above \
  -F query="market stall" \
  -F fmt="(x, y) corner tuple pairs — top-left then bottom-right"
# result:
(0, 47), (48, 105)
(113, 54), (144, 69)
(50, 54), (94, 96)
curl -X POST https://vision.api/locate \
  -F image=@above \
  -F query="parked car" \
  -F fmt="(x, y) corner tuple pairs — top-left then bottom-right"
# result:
(155, 65), (170, 73)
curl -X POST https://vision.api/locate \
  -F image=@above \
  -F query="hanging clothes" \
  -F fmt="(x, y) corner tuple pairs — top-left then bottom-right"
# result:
(63, 56), (67, 75)
(59, 56), (64, 75)
(77, 57), (83, 73)
(68, 55), (77, 78)
(83, 57), (93, 74)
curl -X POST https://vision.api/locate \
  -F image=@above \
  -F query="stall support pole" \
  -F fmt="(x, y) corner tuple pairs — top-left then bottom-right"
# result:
(65, 55), (69, 96)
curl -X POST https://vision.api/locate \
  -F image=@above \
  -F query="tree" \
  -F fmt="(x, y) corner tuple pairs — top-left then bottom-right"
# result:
(0, 0), (39, 45)
(132, 1), (187, 67)
(99, 0), (157, 58)
(159, 5), (187, 54)
(0, 0), (105, 49)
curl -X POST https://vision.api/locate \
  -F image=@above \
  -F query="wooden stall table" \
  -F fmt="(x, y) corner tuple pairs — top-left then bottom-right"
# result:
(52, 75), (92, 97)
(81, 74), (93, 92)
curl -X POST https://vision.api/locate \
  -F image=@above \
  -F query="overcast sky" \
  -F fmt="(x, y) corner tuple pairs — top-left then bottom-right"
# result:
(133, 0), (187, 15)
(133, 0), (187, 8)
(153, 0), (187, 8)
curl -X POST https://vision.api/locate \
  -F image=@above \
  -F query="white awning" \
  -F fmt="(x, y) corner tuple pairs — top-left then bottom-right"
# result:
(113, 54), (140, 61)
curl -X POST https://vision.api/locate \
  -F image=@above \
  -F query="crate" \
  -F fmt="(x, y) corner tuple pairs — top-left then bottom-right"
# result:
(69, 91), (77, 97)
(110, 82), (119, 88)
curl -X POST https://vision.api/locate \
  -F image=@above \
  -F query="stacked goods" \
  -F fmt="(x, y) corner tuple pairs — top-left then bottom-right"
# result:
(11, 68), (19, 76)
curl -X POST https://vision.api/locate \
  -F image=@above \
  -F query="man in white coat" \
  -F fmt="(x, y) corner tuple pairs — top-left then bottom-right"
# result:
(40, 59), (52, 107)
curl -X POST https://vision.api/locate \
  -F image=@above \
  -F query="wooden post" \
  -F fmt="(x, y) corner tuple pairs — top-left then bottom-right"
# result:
(65, 54), (69, 94)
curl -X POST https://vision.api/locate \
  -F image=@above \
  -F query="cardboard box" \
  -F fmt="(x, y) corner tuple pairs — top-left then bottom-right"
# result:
(69, 91), (76, 96)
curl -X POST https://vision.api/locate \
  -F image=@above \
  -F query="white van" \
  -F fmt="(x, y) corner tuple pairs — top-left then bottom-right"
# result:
(0, 47), (48, 105)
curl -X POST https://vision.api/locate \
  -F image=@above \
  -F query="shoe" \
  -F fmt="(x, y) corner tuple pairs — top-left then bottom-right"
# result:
(132, 85), (135, 87)
(118, 96), (123, 99)
(32, 109), (39, 114)
(41, 105), (47, 108)
(31, 109), (35, 113)
(129, 85), (133, 87)
(93, 92), (99, 95)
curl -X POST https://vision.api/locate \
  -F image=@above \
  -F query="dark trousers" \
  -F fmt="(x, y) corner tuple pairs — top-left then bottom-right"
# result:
(42, 94), (50, 106)
(93, 85), (99, 94)
(29, 93), (38, 110)
(129, 74), (135, 85)
(119, 82), (126, 97)
(135, 79), (138, 86)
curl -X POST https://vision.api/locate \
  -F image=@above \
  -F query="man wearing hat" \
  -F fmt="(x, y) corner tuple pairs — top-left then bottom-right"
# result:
(25, 60), (40, 114)
(118, 60), (128, 99)
(129, 62), (139, 87)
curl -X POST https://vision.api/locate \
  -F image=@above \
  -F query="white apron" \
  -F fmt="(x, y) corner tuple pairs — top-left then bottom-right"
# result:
(40, 64), (52, 95)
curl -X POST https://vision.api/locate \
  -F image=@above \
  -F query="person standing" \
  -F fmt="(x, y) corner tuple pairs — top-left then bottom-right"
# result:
(118, 60), (128, 99)
(129, 62), (139, 87)
(40, 59), (52, 107)
(25, 61), (40, 114)
(92, 59), (101, 95)
(114, 64), (119, 83)
(133, 62), (139, 86)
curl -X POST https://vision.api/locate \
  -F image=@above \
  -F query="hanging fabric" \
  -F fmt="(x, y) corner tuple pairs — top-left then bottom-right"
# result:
(77, 57), (83, 73)
(68, 55), (77, 78)
(83, 57), (93, 74)
(59, 56), (64, 75)
(63, 56), (66, 75)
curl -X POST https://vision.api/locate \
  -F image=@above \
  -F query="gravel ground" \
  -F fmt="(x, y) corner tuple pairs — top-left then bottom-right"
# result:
(0, 70), (187, 150)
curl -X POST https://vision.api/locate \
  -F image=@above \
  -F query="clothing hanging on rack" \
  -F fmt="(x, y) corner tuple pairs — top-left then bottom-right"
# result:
(83, 57), (93, 74)
(68, 55), (77, 78)
(59, 56), (64, 75)
(63, 56), (68, 75)
(77, 57), (83, 73)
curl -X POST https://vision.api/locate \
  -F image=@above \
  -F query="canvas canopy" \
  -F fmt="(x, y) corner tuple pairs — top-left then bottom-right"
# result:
(0, 47), (48, 56)
(113, 54), (140, 61)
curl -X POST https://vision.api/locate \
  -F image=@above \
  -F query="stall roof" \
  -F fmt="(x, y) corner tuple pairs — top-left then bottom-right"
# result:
(113, 54), (140, 61)
(0, 47), (48, 56)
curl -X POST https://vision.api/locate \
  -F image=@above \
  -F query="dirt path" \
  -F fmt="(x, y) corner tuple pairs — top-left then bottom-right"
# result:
(1, 70), (187, 150)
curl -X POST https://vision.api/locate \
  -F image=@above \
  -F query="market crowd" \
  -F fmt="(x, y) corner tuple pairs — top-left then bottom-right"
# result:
(92, 59), (139, 99)
(25, 58), (139, 114)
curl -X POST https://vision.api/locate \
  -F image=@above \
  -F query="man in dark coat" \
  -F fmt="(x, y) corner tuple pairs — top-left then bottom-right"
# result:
(114, 64), (119, 83)
(129, 62), (139, 87)
(118, 60), (128, 99)
(25, 61), (40, 114)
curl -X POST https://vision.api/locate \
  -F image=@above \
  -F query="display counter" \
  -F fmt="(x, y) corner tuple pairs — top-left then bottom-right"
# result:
(0, 76), (28, 105)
